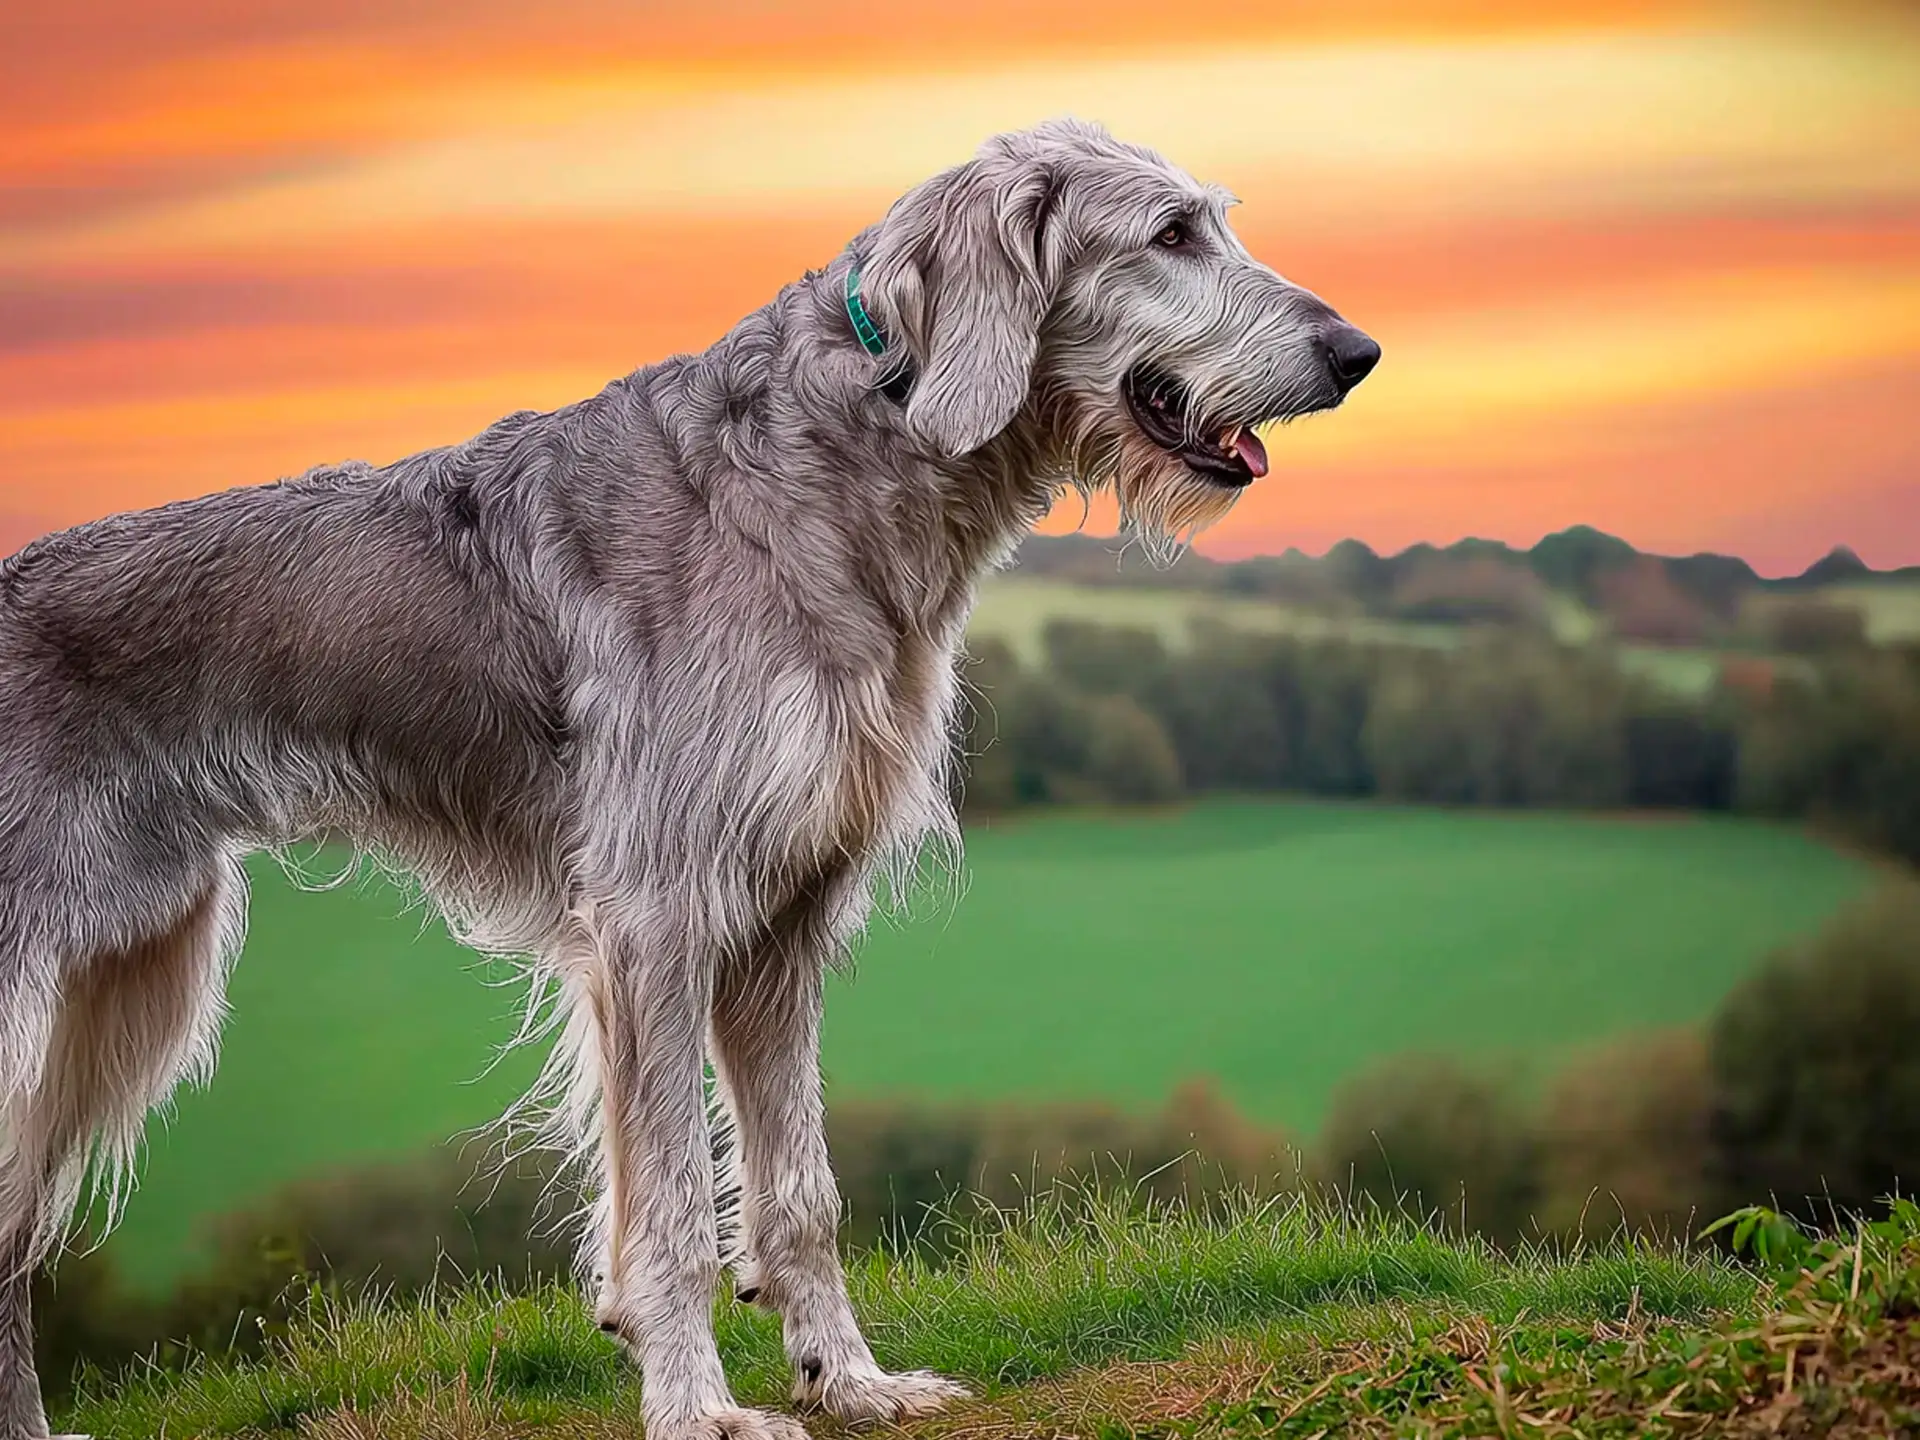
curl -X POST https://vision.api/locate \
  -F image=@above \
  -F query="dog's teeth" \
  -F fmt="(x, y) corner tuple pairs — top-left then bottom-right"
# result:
(1220, 425), (1243, 453)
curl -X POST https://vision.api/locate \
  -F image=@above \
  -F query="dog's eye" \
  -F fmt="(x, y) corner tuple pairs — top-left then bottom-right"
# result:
(1154, 220), (1189, 249)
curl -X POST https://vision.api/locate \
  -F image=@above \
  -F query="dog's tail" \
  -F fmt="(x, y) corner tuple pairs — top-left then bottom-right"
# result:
(1, 861), (243, 1278)
(0, 956), (63, 1274)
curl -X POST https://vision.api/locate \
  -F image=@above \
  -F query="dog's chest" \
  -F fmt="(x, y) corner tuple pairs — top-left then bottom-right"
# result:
(765, 640), (957, 871)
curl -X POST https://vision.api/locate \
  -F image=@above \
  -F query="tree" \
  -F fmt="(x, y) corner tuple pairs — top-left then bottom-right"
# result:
(1041, 619), (1169, 701)
(1080, 693), (1184, 804)
(1708, 883), (1920, 1222)
(1527, 525), (1639, 606)
(1537, 1029), (1711, 1241)
(1315, 1054), (1539, 1244)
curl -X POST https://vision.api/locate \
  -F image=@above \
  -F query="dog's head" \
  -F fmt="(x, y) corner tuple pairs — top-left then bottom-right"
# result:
(855, 118), (1378, 544)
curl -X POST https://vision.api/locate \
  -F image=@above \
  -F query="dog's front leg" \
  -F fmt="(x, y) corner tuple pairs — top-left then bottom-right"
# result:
(712, 922), (969, 1424)
(587, 912), (807, 1440)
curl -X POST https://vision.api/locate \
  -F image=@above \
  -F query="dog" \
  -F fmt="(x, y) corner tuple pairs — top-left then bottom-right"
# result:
(0, 118), (1377, 1440)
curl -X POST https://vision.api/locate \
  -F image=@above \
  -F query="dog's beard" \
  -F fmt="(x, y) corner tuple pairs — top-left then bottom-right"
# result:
(1051, 404), (1247, 565)
(1111, 431), (1243, 554)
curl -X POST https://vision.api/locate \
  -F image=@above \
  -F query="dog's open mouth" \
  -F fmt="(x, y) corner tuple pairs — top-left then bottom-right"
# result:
(1122, 365), (1271, 488)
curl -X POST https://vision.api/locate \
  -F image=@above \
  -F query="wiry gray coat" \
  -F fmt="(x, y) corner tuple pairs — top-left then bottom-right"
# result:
(0, 119), (1375, 1440)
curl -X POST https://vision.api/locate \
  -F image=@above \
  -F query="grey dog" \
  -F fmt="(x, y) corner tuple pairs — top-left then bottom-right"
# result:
(0, 118), (1377, 1439)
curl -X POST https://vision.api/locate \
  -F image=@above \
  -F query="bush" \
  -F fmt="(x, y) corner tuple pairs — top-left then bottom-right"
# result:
(1708, 882), (1920, 1222)
(955, 638), (1186, 812)
(1536, 1029), (1713, 1240)
(953, 638), (1024, 814)
(830, 1079), (1293, 1250)
(1144, 630), (1292, 793)
(34, 1146), (575, 1404)
(1736, 653), (1920, 864)
(1314, 1054), (1539, 1244)
(956, 615), (1920, 871)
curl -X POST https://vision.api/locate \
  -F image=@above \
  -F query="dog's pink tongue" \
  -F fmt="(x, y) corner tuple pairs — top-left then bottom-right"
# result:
(1233, 428), (1270, 478)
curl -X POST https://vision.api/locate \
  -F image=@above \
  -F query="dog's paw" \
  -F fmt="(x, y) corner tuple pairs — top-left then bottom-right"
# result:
(793, 1361), (970, 1423)
(656, 1405), (811, 1440)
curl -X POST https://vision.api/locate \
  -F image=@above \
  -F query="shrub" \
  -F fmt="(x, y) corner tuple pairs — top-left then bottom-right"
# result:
(1040, 619), (1169, 701)
(956, 615), (1920, 869)
(1736, 653), (1920, 864)
(1144, 630), (1291, 793)
(831, 1079), (1293, 1250)
(1314, 1054), (1539, 1244)
(1708, 881), (1920, 1222)
(1622, 704), (1738, 809)
(34, 1147), (575, 1404)
(1385, 555), (1551, 628)
(1536, 1029), (1712, 1241)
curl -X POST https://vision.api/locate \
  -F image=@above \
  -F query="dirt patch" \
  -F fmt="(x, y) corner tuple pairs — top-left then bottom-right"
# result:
(1714, 1316), (1920, 1440)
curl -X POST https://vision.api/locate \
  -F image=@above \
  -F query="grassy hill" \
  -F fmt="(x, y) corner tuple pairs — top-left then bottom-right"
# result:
(61, 1193), (1920, 1439)
(102, 802), (1869, 1292)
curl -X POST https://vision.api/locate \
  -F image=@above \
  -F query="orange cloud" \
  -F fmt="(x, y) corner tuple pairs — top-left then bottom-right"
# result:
(2, 0), (1916, 575)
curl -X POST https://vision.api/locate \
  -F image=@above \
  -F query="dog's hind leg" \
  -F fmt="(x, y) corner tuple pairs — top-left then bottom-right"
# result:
(709, 886), (968, 1426)
(0, 858), (246, 1439)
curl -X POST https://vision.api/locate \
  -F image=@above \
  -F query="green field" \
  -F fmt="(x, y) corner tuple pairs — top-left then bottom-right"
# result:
(967, 575), (1468, 663)
(1833, 579), (1920, 643)
(966, 574), (1830, 696)
(103, 801), (1869, 1291)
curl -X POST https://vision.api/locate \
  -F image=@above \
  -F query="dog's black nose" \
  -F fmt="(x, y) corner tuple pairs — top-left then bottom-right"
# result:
(1325, 326), (1381, 393)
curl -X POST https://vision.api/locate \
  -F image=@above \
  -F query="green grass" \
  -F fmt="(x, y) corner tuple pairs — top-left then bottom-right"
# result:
(102, 802), (1870, 1293)
(1179, 1201), (1920, 1438)
(62, 1190), (1761, 1440)
(68, 1196), (1920, 1440)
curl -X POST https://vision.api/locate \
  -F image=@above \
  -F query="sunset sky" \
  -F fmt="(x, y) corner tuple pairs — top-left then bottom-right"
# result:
(3, 0), (1917, 573)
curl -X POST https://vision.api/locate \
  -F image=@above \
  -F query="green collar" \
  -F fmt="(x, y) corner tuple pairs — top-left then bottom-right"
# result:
(845, 262), (888, 358)
(846, 261), (915, 404)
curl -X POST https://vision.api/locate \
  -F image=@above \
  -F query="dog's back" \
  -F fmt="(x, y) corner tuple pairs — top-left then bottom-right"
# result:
(0, 453), (578, 894)
(0, 454), (579, 1397)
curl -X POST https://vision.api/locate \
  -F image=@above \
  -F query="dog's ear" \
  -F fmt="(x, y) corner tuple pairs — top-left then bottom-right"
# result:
(862, 156), (1062, 458)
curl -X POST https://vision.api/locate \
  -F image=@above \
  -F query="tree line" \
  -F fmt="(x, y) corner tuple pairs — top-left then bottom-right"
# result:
(953, 619), (1920, 867)
(1012, 528), (1916, 614)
